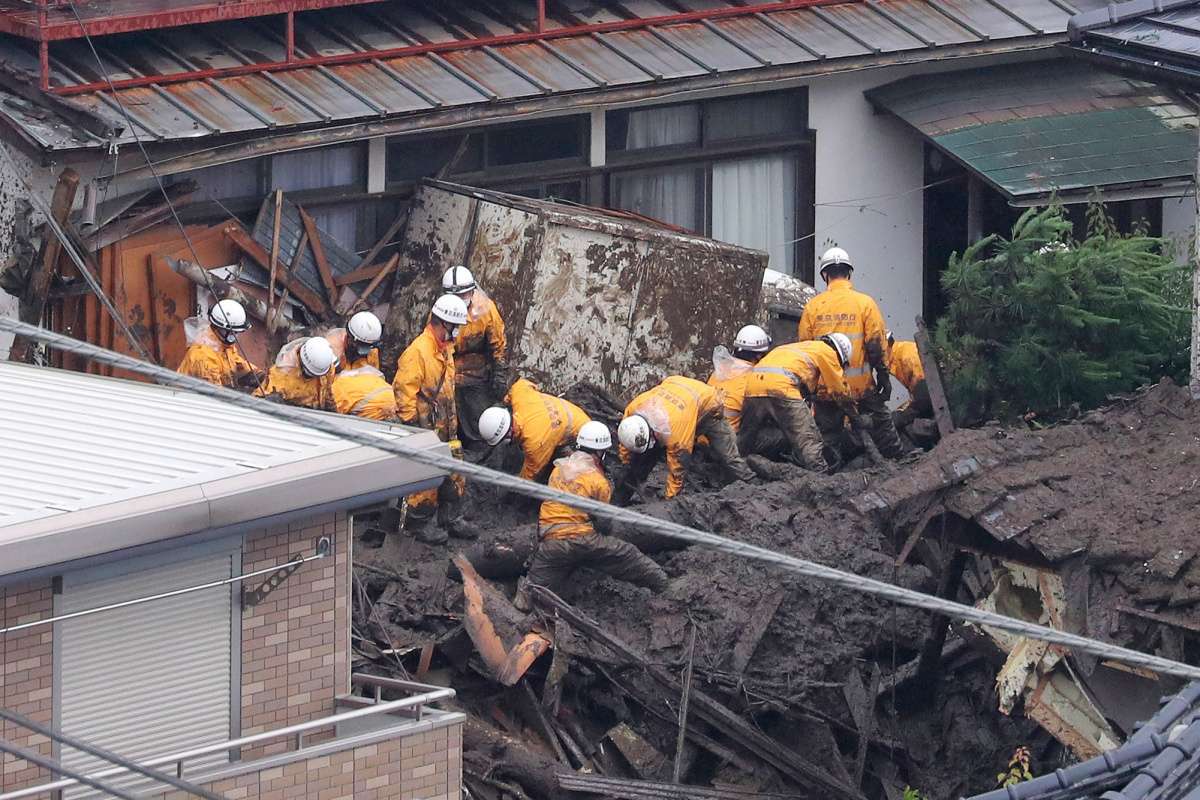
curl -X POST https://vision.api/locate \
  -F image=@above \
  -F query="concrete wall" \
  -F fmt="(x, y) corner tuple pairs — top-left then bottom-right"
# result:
(809, 67), (928, 344)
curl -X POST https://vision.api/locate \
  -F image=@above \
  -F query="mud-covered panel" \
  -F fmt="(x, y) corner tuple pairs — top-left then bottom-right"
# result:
(624, 240), (765, 393)
(520, 224), (643, 393)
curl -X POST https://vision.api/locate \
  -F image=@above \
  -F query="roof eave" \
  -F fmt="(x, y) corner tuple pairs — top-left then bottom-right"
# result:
(0, 429), (448, 577)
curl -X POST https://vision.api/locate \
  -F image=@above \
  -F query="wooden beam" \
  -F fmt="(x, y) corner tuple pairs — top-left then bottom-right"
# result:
(333, 261), (394, 286)
(222, 223), (331, 318)
(341, 253), (399, 315)
(351, 209), (407, 277)
(10, 168), (79, 363)
(914, 315), (955, 437)
(299, 208), (340, 311)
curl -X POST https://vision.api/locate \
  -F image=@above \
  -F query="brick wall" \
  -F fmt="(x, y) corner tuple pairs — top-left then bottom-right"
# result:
(0, 581), (54, 794)
(241, 512), (351, 745)
(152, 721), (463, 800)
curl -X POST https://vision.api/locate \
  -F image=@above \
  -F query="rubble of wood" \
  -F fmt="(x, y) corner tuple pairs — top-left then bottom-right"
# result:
(351, 378), (1198, 800)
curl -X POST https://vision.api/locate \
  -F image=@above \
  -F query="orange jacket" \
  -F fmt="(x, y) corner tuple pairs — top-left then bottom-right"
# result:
(508, 378), (590, 480)
(887, 340), (925, 394)
(454, 292), (507, 385)
(797, 278), (888, 399)
(332, 365), (398, 421)
(745, 341), (851, 403)
(706, 348), (754, 432)
(539, 452), (611, 539)
(177, 326), (258, 389)
(255, 366), (333, 410)
(393, 324), (457, 438)
(324, 329), (380, 373)
(621, 376), (722, 499)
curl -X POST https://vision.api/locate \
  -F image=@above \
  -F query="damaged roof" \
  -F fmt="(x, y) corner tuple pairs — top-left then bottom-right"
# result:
(964, 682), (1200, 800)
(0, 0), (1098, 151)
(0, 361), (445, 579)
(866, 58), (1198, 199)
(1065, 0), (1200, 89)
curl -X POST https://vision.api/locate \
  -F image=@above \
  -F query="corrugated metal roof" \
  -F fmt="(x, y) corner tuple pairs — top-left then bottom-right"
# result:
(0, 0), (1098, 151)
(0, 360), (419, 529)
(1066, 0), (1200, 88)
(866, 59), (1198, 198)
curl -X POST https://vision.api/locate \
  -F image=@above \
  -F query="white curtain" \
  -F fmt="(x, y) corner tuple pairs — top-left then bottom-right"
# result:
(712, 154), (797, 273)
(608, 104), (703, 231)
(271, 145), (363, 247)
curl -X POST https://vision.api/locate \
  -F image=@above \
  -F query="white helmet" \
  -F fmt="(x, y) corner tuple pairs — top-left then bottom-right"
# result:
(478, 407), (512, 446)
(733, 324), (771, 353)
(299, 336), (337, 377)
(431, 293), (469, 326)
(617, 414), (653, 454)
(818, 246), (853, 276)
(442, 265), (476, 295)
(209, 298), (249, 332)
(347, 311), (382, 346)
(821, 332), (853, 368)
(577, 421), (612, 452)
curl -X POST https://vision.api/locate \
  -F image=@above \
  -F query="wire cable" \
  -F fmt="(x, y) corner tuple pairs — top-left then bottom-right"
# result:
(4, 316), (1200, 683)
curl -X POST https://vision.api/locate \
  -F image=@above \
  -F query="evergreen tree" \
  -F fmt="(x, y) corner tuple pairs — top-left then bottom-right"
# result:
(933, 202), (1192, 423)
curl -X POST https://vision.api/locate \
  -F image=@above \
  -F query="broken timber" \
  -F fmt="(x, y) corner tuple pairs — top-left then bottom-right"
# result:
(10, 168), (78, 363)
(222, 223), (331, 319)
(530, 586), (867, 800)
(558, 773), (807, 799)
(914, 315), (955, 437)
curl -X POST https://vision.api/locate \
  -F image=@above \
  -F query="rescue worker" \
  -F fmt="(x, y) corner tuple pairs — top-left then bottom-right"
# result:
(254, 336), (338, 410)
(331, 339), (398, 421)
(739, 334), (858, 473)
(477, 378), (591, 483)
(615, 375), (754, 502)
(393, 293), (479, 544)
(442, 266), (508, 448)
(798, 247), (904, 464)
(326, 310), (383, 371)
(177, 299), (261, 389)
(514, 421), (667, 612)
(886, 331), (935, 442)
(707, 324), (772, 433)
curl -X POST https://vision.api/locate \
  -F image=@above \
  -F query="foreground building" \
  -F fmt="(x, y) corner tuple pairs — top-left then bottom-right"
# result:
(0, 361), (464, 799)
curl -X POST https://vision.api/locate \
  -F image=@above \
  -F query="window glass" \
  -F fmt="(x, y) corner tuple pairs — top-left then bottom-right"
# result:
(705, 93), (804, 142)
(487, 119), (582, 166)
(608, 104), (701, 152)
(386, 134), (483, 183)
(711, 154), (797, 272)
(610, 165), (704, 232)
(271, 144), (363, 192)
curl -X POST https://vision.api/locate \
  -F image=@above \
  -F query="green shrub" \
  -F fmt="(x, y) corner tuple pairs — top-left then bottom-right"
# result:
(933, 202), (1191, 424)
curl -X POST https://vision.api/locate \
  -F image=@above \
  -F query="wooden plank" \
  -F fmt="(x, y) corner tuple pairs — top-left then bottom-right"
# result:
(222, 223), (331, 318)
(266, 189), (284, 333)
(531, 587), (866, 800)
(333, 260), (395, 286)
(341, 253), (399, 315)
(299, 208), (339, 310)
(10, 168), (79, 362)
(914, 549), (969, 700)
(1118, 604), (1200, 635)
(673, 622), (697, 783)
(913, 315), (955, 437)
(352, 209), (407, 278)
(541, 620), (571, 718)
(144, 260), (162, 364)
(728, 591), (784, 677)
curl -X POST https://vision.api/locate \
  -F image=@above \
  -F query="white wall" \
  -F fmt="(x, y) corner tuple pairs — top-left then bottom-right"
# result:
(807, 68), (931, 345)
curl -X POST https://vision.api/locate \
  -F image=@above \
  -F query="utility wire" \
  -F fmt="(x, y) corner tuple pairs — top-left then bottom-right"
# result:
(4, 316), (1200, 683)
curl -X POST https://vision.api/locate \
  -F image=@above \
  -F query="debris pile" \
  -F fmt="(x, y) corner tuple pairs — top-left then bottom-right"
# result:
(352, 379), (1198, 800)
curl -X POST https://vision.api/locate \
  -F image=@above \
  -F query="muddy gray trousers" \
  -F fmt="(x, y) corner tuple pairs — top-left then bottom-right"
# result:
(738, 396), (828, 472)
(525, 533), (668, 596)
(814, 390), (905, 460)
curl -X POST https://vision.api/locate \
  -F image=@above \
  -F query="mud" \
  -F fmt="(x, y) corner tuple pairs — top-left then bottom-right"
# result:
(355, 379), (1200, 800)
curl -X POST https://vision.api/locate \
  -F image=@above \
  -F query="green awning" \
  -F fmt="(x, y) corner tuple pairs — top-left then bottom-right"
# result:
(866, 60), (1198, 200)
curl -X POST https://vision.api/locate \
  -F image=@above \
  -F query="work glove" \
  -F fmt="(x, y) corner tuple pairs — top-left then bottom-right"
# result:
(874, 365), (892, 401)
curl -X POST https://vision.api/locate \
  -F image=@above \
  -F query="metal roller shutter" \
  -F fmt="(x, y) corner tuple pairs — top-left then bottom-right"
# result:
(58, 542), (237, 798)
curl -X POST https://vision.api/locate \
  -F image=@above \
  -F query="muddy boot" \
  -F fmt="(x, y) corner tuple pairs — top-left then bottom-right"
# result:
(406, 508), (448, 545)
(746, 454), (791, 482)
(438, 503), (481, 540)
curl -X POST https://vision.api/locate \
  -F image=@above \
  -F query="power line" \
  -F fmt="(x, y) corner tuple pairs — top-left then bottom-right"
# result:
(3, 315), (1200, 683)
